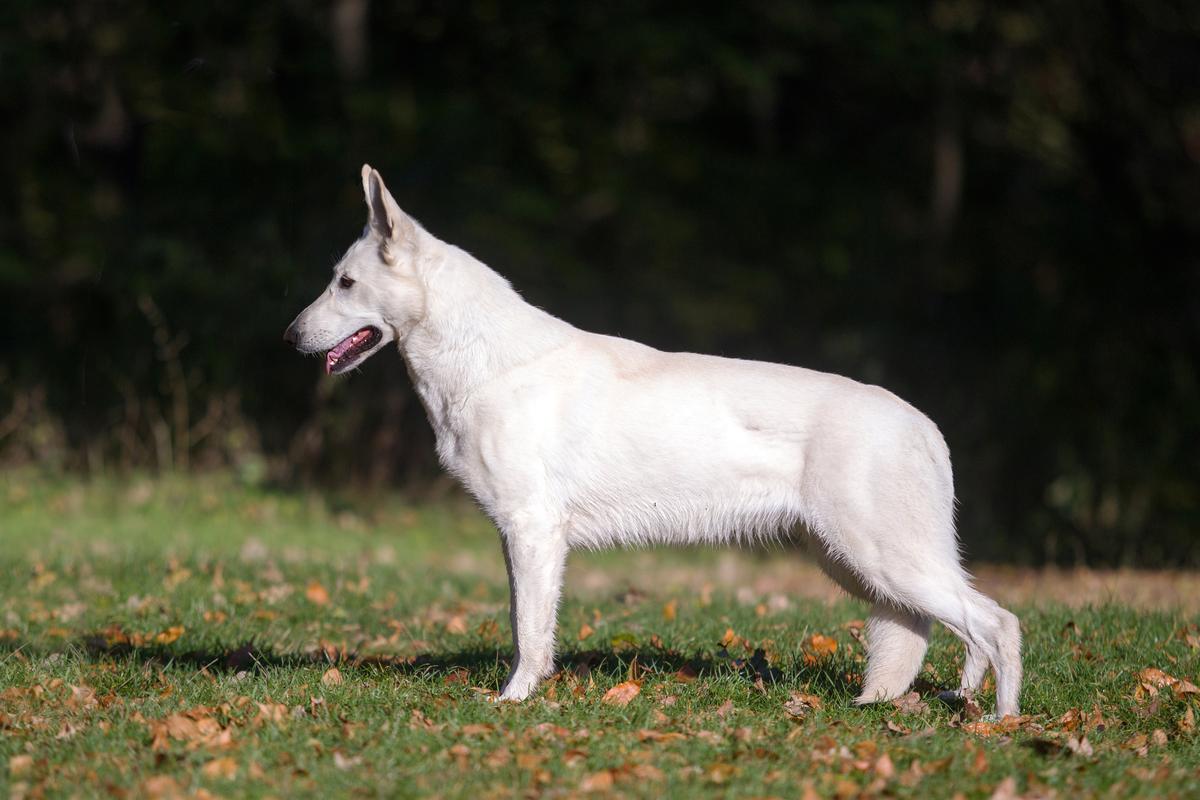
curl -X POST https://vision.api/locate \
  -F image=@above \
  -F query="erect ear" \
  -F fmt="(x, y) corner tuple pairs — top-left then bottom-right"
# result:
(360, 164), (413, 244)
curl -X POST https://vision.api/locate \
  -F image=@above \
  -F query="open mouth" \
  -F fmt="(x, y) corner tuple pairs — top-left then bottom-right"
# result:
(325, 326), (383, 374)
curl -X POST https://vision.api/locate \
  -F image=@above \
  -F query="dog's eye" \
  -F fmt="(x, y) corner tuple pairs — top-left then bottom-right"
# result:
(339, 276), (355, 289)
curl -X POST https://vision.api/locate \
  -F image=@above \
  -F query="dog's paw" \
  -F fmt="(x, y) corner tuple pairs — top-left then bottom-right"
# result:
(497, 673), (539, 703)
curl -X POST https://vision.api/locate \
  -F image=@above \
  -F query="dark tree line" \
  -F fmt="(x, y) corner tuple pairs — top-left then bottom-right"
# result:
(1, 1), (1198, 565)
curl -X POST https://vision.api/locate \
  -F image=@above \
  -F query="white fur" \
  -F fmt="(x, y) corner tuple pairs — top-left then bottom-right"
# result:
(284, 165), (1023, 717)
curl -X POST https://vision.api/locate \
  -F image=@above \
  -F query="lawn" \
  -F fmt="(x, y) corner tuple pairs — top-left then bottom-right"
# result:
(1, 472), (1197, 798)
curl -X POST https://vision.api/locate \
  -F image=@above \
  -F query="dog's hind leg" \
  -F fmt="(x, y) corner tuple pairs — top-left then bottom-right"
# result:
(810, 521), (1021, 716)
(855, 604), (931, 705)
(869, 565), (1022, 718)
(805, 546), (931, 705)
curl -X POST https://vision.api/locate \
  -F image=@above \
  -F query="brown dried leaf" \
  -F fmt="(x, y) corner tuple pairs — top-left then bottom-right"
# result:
(629, 763), (665, 781)
(673, 665), (698, 683)
(321, 667), (343, 687)
(989, 776), (1019, 800)
(305, 581), (330, 606)
(602, 681), (641, 707)
(891, 692), (929, 715)
(1180, 704), (1196, 734)
(705, 762), (738, 783)
(1065, 735), (1094, 757)
(784, 692), (823, 720)
(201, 757), (237, 780)
(578, 623), (595, 641)
(155, 626), (185, 645)
(9, 754), (33, 777)
(141, 775), (185, 800)
(662, 599), (677, 622)
(579, 770), (614, 792)
(719, 628), (738, 649)
(803, 633), (838, 660)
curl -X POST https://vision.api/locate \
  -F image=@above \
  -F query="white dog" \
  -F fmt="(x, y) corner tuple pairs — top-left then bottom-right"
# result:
(284, 165), (1022, 717)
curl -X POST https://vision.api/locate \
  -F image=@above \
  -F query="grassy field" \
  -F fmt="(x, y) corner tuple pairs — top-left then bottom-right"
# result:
(1, 472), (1198, 798)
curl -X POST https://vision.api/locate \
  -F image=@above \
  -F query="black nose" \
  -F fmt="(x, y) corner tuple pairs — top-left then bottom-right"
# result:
(283, 323), (298, 346)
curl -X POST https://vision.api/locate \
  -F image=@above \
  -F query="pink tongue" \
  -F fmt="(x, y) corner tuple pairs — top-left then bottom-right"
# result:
(328, 333), (361, 360)
(325, 328), (371, 373)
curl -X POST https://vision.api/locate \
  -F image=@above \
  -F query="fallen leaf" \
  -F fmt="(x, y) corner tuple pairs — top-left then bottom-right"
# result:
(719, 628), (738, 648)
(874, 752), (895, 779)
(322, 667), (343, 687)
(1123, 732), (1149, 757)
(305, 581), (330, 605)
(663, 599), (677, 621)
(1065, 735), (1094, 757)
(673, 665), (698, 683)
(9, 755), (33, 777)
(155, 626), (185, 645)
(784, 692), (822, 720)
(891, 692), (929, 715)
(706, 762), (738, 783)
(990, 776), (1019, 800)
(602, 681), (641, 707)
(201, 757), (237, 780)
(629, 763), (665, 781)
(447, 743), (471, 769)
(578, 623), (595, 641)
(333, 750), (363, 770)
(444, 614), (468, 634)
(801, 633), (840, 662)
(1180, 704), (1195, 734)
(484, 747), (511, 768)
(141, 775), (186, 799)
(579, 770), (614, 792)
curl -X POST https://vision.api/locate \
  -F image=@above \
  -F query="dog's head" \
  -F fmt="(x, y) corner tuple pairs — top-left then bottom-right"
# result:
(283, 165), (427, 374)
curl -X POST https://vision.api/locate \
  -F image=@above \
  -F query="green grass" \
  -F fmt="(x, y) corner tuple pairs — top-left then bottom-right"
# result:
(1, 472), (1198, 798)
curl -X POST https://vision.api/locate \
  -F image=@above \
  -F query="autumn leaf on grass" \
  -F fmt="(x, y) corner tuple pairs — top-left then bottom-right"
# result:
(706, 762), (738, 784)
(305, 580), (330, 605)
(578, 623), (595, 642)
(155, 626), (185, 645)
(9, 754), (33, 777)
(783, 692), (823, 720)
(1180, 704), (1196, 734)
(201, 757), (237, 780)
(891, 692), (929, 715)
(579, 771), (614, 792)
(802, 633), (837, 665)
(602, 681), (641, 707)
(663, 599), (677, 621)
(149, 708), (228, 751)
(322, 667), (344, 687)
(718, 628), (739, 649)
(141, 775), (185, 800)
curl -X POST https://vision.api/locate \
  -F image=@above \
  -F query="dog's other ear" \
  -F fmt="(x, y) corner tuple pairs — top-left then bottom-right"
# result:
(360, 164), (413, 245)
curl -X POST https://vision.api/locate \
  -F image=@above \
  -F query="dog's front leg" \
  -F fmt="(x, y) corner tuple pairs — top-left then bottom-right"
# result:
(498, 526), (568, 701)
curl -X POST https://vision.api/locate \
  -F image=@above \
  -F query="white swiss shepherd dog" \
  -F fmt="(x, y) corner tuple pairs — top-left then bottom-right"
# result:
(284, 165), (1022, 718)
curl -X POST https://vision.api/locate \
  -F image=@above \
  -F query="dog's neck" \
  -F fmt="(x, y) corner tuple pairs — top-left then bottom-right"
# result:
(398, 239), (574, 437)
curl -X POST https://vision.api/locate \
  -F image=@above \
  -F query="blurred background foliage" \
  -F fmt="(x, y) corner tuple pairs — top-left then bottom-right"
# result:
(1, 1), (1197, 565)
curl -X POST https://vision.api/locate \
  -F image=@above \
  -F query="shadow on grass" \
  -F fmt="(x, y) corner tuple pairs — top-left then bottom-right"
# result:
(0, 632), (880, 701)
